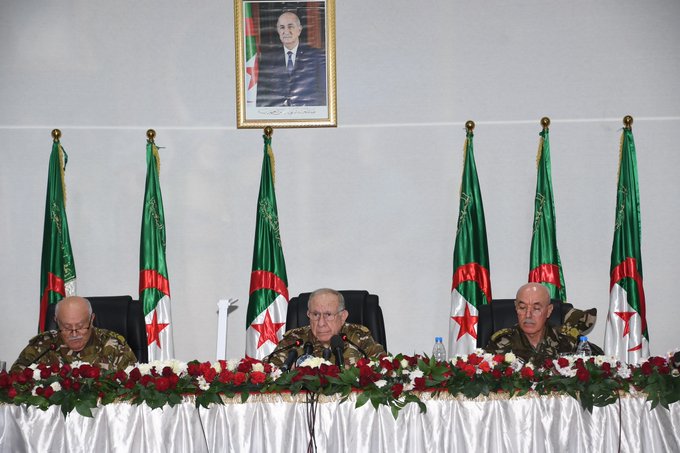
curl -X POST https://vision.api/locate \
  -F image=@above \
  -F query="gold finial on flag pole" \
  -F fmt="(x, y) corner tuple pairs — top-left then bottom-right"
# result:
(465, 121), (475, 132)
(147, 129), (156, 143)
(52, 129), (61, 142)
(541, 117), (550, 130)
(623, 115), (633, 130)
(264, 126), (273, 138)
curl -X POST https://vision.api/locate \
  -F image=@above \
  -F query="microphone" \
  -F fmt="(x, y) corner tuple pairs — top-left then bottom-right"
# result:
(281, 348), (299, 372)
(303, 342), (313, 356)
(265, 339), (303, 362)
(322, 348), (332, 361)
(330, 335), (344, 368)
(296, 342), (315, 367)
(672, 351), (680, 369)
(30, 342), (58, 366)
(341, 334), (368, 359)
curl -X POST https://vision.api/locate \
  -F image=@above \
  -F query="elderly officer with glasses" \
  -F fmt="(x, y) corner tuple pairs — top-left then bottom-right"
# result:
(484, 283), (599, 366)
(266, 288), (386, 368)
(11, 296), (137, 373)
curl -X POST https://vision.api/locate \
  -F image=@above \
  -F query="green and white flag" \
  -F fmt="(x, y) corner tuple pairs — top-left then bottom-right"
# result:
(244, 2), (259, 104)
(39, 136), (77, 331)
(246, 133), (289, 359)
(528, 125), (567, 301)
(140, 137), (174, 360)
(604, 122), (649, 363)
(449, 126), (492, 356)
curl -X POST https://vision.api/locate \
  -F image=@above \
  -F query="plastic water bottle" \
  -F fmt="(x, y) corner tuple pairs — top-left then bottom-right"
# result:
(575, 335), (592, 356)
(432, 337), (447, 362)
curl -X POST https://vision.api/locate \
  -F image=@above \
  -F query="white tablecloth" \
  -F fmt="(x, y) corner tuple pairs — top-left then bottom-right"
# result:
(1, 393), (679, 452)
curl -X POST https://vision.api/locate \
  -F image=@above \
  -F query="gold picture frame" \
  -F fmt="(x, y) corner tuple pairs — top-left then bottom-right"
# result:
(234, 0), (337, 128)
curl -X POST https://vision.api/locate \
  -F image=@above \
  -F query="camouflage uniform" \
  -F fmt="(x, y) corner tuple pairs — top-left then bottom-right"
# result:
(266, 323), (386, 367)
(484, 308), (600, 366)
(10, 327), (138, 373)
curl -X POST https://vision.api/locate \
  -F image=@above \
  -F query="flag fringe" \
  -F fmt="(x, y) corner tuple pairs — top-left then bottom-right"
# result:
(57, 144), (67, 205)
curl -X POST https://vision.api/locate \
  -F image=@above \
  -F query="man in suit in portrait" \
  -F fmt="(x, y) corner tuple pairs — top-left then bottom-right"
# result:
(256, 10), (327, 107)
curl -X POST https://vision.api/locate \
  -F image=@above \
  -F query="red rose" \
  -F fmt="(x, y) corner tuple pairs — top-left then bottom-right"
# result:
(467, 354), (483, 366)
(492, 369), (502, 379)
(140, 375), (153, 387)
(478, 361), (491, 373)
(557, 357), (569, 368)
(72, 382), (81, 392)
(413, 377), (426, 391)
(218, 370), (234, 384)
(0, 373), (10, 388)
(50, 363), (60, 373)
(43, 386), (55, 399)
(493, 354), (505, 363)
(35, 386), (45, 396)
(379, 358), (394, 372)
(391, 383), (404, 398)
(463, 364), (476, 377)
(114, 371), (127, 382)
(504, 367), (514, 377)
(168, 375), (179, 388)
(641, 362), (653, 376)
(576, 367), (590, 382)
(162, 367), (174, 377)
(520, 367), (534, 379)
(203, 367), (217, 382)
(61, 378), (72, 390)
(544, 359), (554, 369)
(233, 372), (247, 386)
(8, 388), (17, 398)
(356, 358), (370, 368)
(319, 364), (339, 378)
(250, 371), (267, 385)
(124, 380), (135, 389)
(649, 356), (666, 368)
(40, 368), (52, 379)
(154, 377), (170, 392)
(187, 362), (202, 376)
(129, 368), (142, 382)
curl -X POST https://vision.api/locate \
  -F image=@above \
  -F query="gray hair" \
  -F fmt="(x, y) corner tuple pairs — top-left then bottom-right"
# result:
(309, 288), (345, 311)
(55, 296), (93, 317)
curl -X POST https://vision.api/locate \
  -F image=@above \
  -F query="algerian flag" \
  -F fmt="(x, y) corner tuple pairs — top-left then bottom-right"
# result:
(140, 135), (174, 361)
(39, 133), (77, 332)
(449, 124), (492, 356)
(246, 132), (289, 359)
(244, 2), (259, 104)
(604, 120), (649, 363)
(528, 123), (567, 301)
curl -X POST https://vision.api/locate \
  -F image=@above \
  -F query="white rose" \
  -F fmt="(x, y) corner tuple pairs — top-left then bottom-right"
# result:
(197, 376), (210, 391)
(50, 382), (62, 392)
(374, 379), (387, 388)
(400, 359), (409, 369)
(252, 363), (265, 373)
(504, 352), (516, 363)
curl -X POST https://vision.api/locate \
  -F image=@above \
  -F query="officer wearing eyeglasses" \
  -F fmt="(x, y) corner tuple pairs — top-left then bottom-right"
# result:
(11, 296), (137, 373)
(266, 288), (386, 368)
(484, 283), (599, 366)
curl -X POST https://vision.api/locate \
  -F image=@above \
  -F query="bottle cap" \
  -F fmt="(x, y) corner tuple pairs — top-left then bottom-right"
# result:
(435, 336), (442, 342)
(579, 335), (588, 341)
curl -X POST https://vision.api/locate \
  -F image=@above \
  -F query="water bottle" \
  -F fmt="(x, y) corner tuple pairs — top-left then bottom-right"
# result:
(432, 337), (447, 362)
(575, 335), (592, 356)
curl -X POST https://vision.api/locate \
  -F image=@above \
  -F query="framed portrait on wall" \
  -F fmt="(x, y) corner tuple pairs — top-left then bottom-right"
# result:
(234, 0), (337, 128)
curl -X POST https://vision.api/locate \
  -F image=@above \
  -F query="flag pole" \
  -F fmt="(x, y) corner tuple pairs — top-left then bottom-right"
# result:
(541, 117), (550, 130)
(465, 120), (474, 132)
(51, 129), (61, 142)
(623, 115), (633, 130)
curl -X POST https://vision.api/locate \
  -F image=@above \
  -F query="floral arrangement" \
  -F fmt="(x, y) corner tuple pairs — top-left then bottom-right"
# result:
(1, 351), (679, 418)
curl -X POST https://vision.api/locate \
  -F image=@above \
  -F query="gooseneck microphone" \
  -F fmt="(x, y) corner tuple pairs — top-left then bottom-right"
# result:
(341, 334), (369, 359)
(29, 342), (58, 366)
(281, 349), (299, 372)
(330, 335), (344, 368)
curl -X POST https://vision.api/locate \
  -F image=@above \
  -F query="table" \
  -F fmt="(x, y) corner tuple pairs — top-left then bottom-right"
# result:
(1, 393), (679, 452)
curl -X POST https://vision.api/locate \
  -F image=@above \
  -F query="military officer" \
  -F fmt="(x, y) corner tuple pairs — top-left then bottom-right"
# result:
(485, 283), (599, 366)
(266, 288), (386, 367)
(11, 296), (137, 373)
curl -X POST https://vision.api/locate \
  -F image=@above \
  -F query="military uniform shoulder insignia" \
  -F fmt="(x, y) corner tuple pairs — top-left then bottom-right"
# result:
(490, 328), (513, 341)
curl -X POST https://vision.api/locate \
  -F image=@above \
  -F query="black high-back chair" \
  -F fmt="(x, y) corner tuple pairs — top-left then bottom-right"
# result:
(476, 299), (573, 349)
(286, 290), (387, 351)
(45, 295), (148, 363)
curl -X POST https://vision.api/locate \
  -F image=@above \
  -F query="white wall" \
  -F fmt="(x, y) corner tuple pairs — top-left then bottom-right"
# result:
(1, 0), (679, 364)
